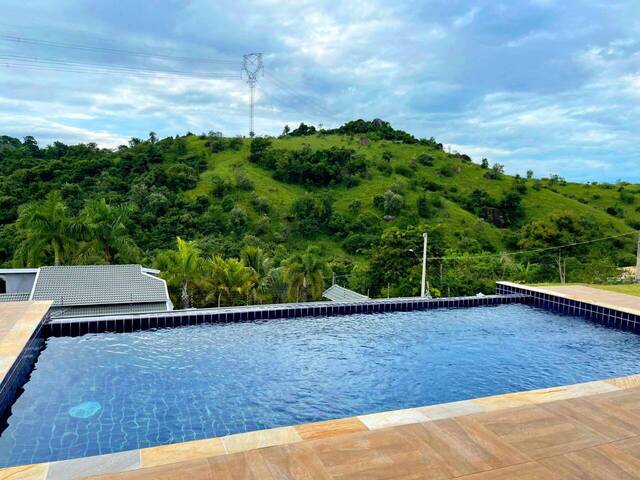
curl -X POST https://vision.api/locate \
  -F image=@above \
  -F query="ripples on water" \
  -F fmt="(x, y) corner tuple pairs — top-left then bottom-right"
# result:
(1, 303), (640, 466)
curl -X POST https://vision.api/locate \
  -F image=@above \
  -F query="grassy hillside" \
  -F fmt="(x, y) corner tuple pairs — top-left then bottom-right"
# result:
(0, 120), (638, 299)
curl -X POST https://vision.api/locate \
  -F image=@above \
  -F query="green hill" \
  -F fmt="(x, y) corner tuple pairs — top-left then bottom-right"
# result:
(0, 120), (638, 300)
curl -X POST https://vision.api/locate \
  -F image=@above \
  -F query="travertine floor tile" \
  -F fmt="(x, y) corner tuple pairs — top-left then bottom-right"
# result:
(419, 400), (485, 420)
(358, 408), (429, 429)
(295, 417), (368, 441)
(222, 426), (301, 454)
(399, 416), (530, 477)
(472, 404), (608, 459)
(140, 438), (226, 468)
(608, 375), (640, 390)
(540, 444), (640, 479)
(542, 395), (640, 441)
(454, 461), (564, 480)
(0, 463), (48, 480)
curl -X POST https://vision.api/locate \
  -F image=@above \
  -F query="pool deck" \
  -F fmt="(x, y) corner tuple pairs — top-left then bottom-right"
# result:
(500, 282), (640, 316)
(0, 301), (51, 386)
(3, 375), (640, 479)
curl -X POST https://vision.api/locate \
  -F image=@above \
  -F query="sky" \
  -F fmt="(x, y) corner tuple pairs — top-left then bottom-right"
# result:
(0, 0), (639, 182)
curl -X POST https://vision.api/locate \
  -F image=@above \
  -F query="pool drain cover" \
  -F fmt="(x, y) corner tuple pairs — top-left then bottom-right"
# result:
(69, 401), (101, 419)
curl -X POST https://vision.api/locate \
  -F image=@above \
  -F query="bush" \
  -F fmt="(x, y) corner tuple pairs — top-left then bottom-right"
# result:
(342, 233), (377, 254)
(484, 163), (504, 180)
(394, 164), (413, 177)
(438, 165), (455, 177)
(376, 161), (393, 176)
(417, 195), (438, 219)
(606, 206), (623, 217)
(235, 170), (254, 191)
(229, 206), (249, 233)
(416, 153), (435, 166)
(289, 193), (333, 236)
(250, 194), (270, 213)
(383, 190), (403, 215)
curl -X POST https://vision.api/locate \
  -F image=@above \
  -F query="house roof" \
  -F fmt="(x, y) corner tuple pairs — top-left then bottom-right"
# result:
(323, 284), (369, 302)
(0, 293), (31, 302)
(30, 265), (169, 307)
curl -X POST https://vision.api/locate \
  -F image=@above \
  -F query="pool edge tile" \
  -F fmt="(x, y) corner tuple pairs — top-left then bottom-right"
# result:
(45, 449), (140, 480)
(605, 374), (640, 390)
(140, 438), (226, 468)
(358, 407), (430, 430)
(294, 417), (369, 441)
(221, 426), (302, 454)
(0, 463), (49, 480)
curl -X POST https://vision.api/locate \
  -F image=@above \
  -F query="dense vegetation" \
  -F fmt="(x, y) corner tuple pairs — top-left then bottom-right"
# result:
(1, 120), (638, 307)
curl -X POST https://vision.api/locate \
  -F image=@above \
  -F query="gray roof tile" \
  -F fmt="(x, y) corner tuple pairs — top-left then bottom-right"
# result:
(0, 292), (30, 302)
(323, 284), (369, 302)
(31, 265), (168, 307)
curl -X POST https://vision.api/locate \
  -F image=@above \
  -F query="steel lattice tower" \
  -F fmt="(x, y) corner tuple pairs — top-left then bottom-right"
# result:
(242, 53), (263, 137)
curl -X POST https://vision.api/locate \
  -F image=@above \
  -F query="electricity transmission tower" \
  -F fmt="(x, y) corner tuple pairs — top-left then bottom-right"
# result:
(242, 53), (263, 137)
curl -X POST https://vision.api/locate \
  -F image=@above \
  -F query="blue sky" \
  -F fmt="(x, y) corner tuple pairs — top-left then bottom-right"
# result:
(0, 0), (638, 181)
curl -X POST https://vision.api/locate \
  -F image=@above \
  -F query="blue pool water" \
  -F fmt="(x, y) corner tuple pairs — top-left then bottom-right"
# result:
(1, 303), (640, 466)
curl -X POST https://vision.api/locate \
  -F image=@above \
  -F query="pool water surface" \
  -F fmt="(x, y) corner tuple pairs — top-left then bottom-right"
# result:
(1, 303), (640, 466)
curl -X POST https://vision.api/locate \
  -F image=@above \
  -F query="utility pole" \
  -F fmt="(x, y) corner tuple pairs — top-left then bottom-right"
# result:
(421, 232), (429, 297)
(241, 53), (263, 138)
(636, 231), (640, 283)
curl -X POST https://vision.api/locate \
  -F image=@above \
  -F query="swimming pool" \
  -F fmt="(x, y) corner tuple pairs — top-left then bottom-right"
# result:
(1, 303), (640, 466)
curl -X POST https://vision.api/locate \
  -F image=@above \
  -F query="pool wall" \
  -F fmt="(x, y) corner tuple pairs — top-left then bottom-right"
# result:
(44, 293), (532, 337)
(497, 281), (640, 333)
(0, 307), (50, 429)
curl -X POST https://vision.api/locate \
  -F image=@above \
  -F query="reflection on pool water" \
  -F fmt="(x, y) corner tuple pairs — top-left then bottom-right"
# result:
(1, 303), (640, 466)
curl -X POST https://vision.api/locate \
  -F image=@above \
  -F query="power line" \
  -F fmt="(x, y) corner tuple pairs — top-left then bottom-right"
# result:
(263, 71), (338, 121)
(0, 54), (239, 79)
(426, 231), (638, 261)
(0, 33), (238, 66)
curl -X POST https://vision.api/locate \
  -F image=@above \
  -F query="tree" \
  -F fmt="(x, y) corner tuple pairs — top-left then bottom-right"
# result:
(208, 256), (255, 306)
(81, 199), (137, 264)
(526, 169), (534, 179)
(241, 246), (272, 279)
(14, 191), (82, 266)
(155, 237), (204, 308)
(284, 246), (330, 301)
(480, 158), (489, 169)
(518, 211), (588, 283)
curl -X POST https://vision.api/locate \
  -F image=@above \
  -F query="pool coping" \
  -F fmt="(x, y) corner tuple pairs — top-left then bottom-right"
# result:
(497, 281), (640, 333)
(3, 373), (638, 479)
(44, 293), (531, 337)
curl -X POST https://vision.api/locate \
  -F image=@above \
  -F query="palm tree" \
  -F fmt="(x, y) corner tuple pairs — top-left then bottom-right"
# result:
(155, 237), (204, 308)
(208, 256), (255, 307)
(240, 246), (273, 278)
(14, 191), (82, 266)
(81, 199), (137, 264)
(284, 246), (330, 302)
(240, 246), (273, 302)
(265, 267), (288, 304)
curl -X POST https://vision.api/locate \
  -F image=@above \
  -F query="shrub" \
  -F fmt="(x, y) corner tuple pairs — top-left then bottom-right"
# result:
(229, 206), (249, 233)
(395, 164), (413, 177)
(383, 190), (403, 215)
(416, 153), (435, 166)
(484, 163), (504, 180)
(250, 194), (270, 213)
(438, 165), (455, 177)
(235, 170), (254, 190)
(606, 206), (623, 217)
(376, 161), (393, 175)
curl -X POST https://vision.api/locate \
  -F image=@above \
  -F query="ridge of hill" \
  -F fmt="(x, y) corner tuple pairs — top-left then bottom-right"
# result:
(0, 120), (638, 297)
